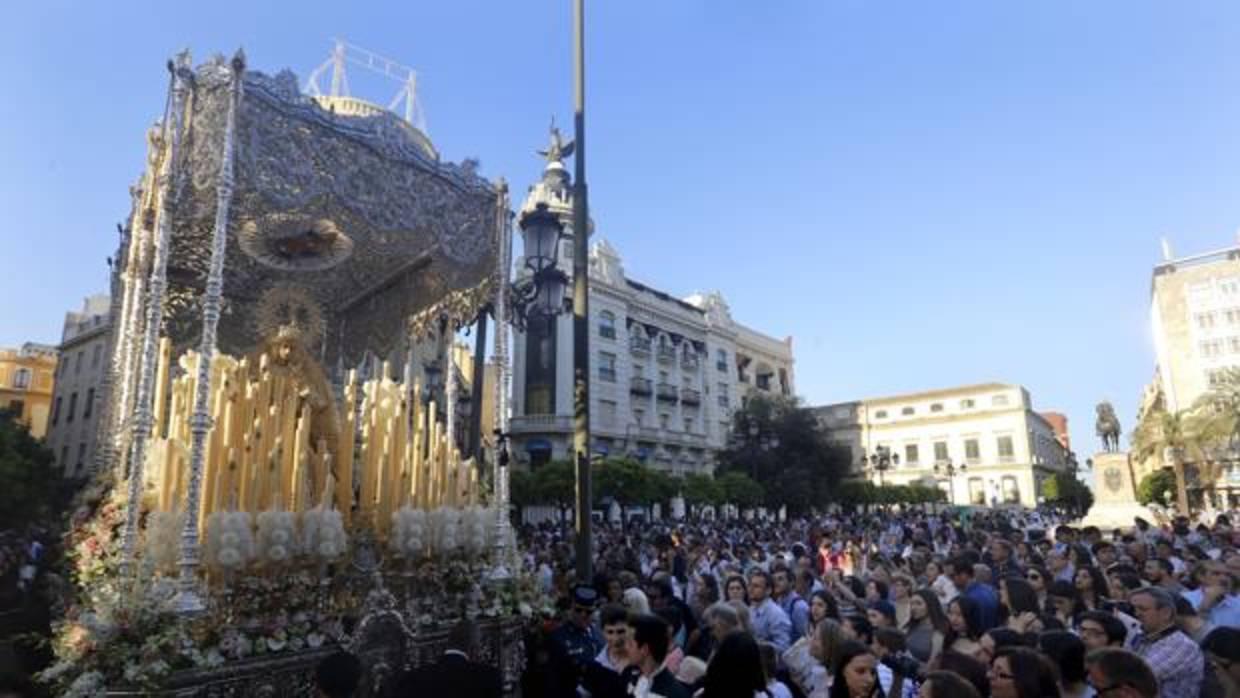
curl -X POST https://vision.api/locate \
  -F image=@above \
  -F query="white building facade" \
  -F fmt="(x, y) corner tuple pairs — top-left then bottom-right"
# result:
(815, 383), (1069, 508)
(46, 294), (112, 478)
(1147, 240), (1240, 505)
(509, 151), (794, 474)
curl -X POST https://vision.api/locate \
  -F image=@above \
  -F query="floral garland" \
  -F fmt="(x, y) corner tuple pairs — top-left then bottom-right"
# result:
(42, 475), (547, 697)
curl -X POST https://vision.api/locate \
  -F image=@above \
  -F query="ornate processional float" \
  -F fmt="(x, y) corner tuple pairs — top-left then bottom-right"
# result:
(45, 50), (538, 697)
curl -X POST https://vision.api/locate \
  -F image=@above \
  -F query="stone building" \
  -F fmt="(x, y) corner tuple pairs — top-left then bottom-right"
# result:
(814, 383), (1070, 508)
(509, 148), (795, 473)
(0, 343), (58, 438)
(45, 294), (112, 477)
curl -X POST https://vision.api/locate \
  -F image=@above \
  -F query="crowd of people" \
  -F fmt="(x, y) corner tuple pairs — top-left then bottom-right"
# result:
(517, 507), (1240, 698)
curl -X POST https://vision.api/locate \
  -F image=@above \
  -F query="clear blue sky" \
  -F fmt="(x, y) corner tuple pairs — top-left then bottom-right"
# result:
(4, 1), (1240, 456)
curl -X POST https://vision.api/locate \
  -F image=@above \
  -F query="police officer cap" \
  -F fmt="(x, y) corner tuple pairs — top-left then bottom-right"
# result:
(572, 585), (599, 607)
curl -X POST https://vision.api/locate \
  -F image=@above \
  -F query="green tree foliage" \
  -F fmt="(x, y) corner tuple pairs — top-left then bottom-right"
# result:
(0, 410), (56, 528)
(1040, 472), (1095, 516)
(715, 395), (849, 514)
(593, 457), (654, 509)
(1136, 469), (1176, 507)
(716, 471), (764, 509)
(681, 473), (723, 508)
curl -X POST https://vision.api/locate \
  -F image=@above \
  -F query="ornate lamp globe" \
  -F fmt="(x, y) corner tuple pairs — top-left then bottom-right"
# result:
(520, 202), (563, 274)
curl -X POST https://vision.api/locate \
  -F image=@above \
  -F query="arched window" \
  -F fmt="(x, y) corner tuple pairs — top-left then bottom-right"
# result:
(12, 368), (31, 390)
(598, 311), (616, 339)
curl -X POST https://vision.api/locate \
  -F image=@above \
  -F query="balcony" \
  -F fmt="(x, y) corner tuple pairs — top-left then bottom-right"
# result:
(656, 382), (679, 402)
(630, 377), (653, 395)
(656, 345), (677, 364)
(509, 414), (573, 434)
(681, 354), (700, 371)
(680, 388), (702, 405)
(630, 337), (652, 356)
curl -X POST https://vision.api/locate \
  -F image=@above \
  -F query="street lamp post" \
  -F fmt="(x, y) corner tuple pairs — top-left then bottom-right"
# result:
(933, 461), (967, 506)
(861, 446), (899, 486)
(570, 0), (592, 584)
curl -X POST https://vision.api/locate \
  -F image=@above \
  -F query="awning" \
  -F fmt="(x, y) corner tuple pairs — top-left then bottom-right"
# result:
(525, 438), (553, 452)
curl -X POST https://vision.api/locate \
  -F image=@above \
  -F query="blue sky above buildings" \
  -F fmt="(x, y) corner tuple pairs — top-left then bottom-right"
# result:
(4, 1), (1240, 453)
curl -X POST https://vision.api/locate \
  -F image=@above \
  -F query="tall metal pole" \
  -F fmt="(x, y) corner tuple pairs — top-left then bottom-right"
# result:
(571, 0), (593, 583)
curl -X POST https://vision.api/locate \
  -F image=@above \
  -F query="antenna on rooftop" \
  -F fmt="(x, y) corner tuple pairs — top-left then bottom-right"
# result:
(305, 38), (428, 133)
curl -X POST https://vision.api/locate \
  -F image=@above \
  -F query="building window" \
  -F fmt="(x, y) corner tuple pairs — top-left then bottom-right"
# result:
(1222, 278), (1240, 295)
(1197, 312), (1217, 330)
(968, 477), (986, 505)
(929, 402), (943, 413)
(717, 382), (730, 408)
(904, 444), (919, 465)
(598, 311), (616, 339)
(901, 406), (915, 416)
(997, 435), (1015, 462)
(83, 387), (95, 419)
(599, 399), (617, 427)
(51, 396), (62, 426)
(524, 316), (557, 415)
(12, 368), (30, 390)
(599, 351), (617, 382)
(960, 398), (975, 409)
(633, 409), (645, 426)
(66, 392), (78, 422)
(659, 413), (670, 430)
(1200, 339), (1224, 358)
(965, 438), (981, 464)
(91, 344), (102, 367)
(992, 394), (1009, 407)
(933, 441), (949, 463)
(60, 446), (69, 468)
(76, 443), (87, 474)
(874, 410), (888, 419)
(1001, 476), (1020, 504)
(75, 351), (84, 374)
(683, 418), (693, 433)
(715, 349), (728, 372)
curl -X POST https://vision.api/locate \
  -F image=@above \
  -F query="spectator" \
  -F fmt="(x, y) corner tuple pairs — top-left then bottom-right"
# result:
(1128, 586), (1204, 698)
(904, 588), (947, 663)
(948, 556), (998, 631)
(699, 630), (766, 698)
(1077, 610), (1128, 652)
(314, 651), (363, 698)
(986, 646), (1059, 698)
(1201, 626), (1240, 698)
(828, 640), (880, 698)
(1037, 631), (1089, 698)
(1084, 648), (1159, 698)
(918, 670), (981, 698)
(749, 570), (794, 653)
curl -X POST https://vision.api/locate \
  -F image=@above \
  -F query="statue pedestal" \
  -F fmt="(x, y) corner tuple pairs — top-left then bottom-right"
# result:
(1081, 452), (1158, 530)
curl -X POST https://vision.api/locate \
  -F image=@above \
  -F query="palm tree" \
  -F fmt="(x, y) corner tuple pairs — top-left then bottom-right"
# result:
(1131, 406), (1197, 516)
(1185, 368), (1240, 507)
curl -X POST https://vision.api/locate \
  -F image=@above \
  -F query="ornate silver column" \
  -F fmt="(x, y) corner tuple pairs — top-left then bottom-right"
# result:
(175, 51), (244, 615)
(490, 181), (513, 580)
(92, 219), (131, 475)
(119, 51), (193, 575)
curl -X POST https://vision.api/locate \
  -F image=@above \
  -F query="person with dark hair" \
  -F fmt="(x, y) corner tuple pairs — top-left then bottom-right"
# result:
(1037, 631), (1089, 698)
(918, 670), (982, 698)
(997, 577), (1039, 632)
(1129, 586), (1203, 698)
(314, 651), (363, 698)
(622, 613), (688, 698)
(988, 539), (1021, 580)
(725, 574), (749, 604)
(758, 641), (795, 698)
(1173, 594), (1213, 643)
(810, 589), (841, 630)
(1092, 541), (1118, 568)
(986, 646), (1058, 698)
(597, 603), (633, 672)
(1142, 558), (1181, 593)
(654, 605), (687, 675)
(1073, 565), (1110, 612)
(1022, 565), (1051, 610)
(699, 631), (767, 698)
(774, 566), (812, 640)
(843, 614), (875, 647)
(750, 569), (794, 653)
(1077, 610), (1128, 651)
(828, 640), (882, 698)
(391, 620), (502, 698)
(1045, 580), (1083, 629)
(944, 596), (982, 658)
(1201, 626), (1240, 698)
(904, 588), (947, 663)
(867, 600), (897, 630)
(1084, 648), (1159, 698)
(931, 650), (989, 698)
(948, 555), (998, 631)
(977, 628), (1024, 666)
